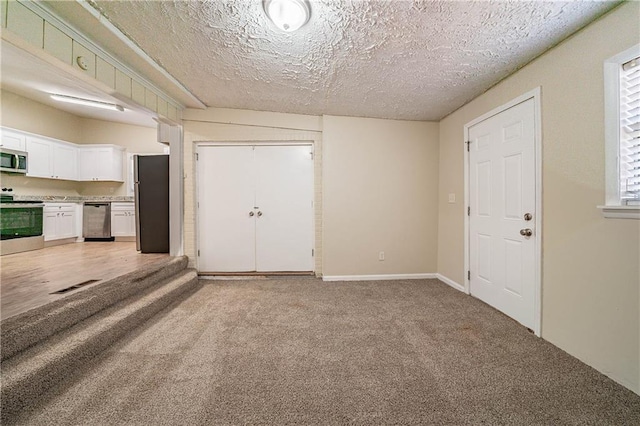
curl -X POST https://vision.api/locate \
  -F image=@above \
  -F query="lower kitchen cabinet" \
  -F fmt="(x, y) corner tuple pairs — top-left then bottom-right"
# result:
(44, 203), (77, 241)
(110, 202), (135, 237)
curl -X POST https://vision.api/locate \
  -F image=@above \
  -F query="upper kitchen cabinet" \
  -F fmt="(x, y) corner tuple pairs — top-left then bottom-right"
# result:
(0, 128), (26, 151)
(53, 142), (78, 180)
(25, 137), (52, 178)
(26, 136), (78, 180)
(78, 145), (124, 182)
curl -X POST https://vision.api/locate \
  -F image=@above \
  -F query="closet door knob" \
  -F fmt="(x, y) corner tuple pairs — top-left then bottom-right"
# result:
(520, 228), (532, 237)
(257, 211), (263, 217)
(249, 211), (255, 217)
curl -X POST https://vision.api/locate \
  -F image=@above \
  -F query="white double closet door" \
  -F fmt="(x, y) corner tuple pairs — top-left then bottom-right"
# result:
(198, 144), (314, 273)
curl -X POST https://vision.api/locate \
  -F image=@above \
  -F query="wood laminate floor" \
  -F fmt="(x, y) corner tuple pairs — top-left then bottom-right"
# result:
(0, 242), (169, 320)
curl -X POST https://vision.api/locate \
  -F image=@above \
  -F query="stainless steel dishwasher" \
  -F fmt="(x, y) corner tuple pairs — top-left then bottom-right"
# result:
(83, 202), (112, 240)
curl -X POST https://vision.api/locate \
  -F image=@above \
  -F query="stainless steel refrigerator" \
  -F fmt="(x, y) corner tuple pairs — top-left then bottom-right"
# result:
(134, 155), (169, 253)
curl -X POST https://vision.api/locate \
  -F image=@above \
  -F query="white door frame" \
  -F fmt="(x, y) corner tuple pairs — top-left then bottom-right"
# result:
(463, 87), (543, 336)
(194, 141), (315, 273)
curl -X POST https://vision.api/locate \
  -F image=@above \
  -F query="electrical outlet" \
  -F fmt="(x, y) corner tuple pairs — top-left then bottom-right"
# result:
(379, 251), (385, 261)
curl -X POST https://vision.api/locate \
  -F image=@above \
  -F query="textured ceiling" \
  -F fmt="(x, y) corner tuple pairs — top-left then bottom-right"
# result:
(88, 0), (619, 121)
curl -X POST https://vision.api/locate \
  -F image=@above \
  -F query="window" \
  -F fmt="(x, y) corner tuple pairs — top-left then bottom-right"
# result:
(601, 44), (640, 219)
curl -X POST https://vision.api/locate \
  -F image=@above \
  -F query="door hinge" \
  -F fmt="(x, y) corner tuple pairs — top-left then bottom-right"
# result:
(468, 270), (471, 280)
(312, 249), (315, 256)
(310, 152), (314, 160)
(467, 206), (470, 216)
(465, 140), (471, 152)
(195, 153), (199, 160)
(198, 250), (200, 256)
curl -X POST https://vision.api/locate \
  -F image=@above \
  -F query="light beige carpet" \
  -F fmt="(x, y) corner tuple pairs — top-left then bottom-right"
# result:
(8, 278), (640, 425)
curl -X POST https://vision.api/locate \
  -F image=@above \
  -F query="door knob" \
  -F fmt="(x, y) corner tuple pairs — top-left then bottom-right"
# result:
(257, 211), (263, 217)
(520, 228), (533, 237)
(249, 211), (254, 217)
(524, 213), (532, 221)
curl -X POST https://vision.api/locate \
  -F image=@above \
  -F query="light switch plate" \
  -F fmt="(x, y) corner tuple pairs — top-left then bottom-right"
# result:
(448, 193), (456, 203)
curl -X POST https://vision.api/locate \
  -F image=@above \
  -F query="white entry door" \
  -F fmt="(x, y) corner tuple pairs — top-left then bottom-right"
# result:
(198, 144), (314, 273)
(469, 98), (537, 330)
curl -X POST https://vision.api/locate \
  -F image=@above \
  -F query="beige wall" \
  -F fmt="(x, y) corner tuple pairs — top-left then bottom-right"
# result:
(182, 109), (440, 278)
(182, 107), (323, 273)
(437, 2), (639, 393)
(1, 90), (162, 196)
(323, 115), (439, 276)
(80, 118), (159, 152)
(1, 90), (84, 143)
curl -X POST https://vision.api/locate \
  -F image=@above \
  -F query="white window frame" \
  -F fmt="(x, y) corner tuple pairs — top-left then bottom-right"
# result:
(600, 43), (640, 219)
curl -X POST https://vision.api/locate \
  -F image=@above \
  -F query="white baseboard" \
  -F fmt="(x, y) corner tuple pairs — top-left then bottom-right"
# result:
(322, 273), (437, 282)
(435, 274), (466, 292)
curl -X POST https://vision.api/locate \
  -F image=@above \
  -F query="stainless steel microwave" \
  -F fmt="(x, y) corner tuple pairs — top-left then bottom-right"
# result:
(0, 148), (28, 174)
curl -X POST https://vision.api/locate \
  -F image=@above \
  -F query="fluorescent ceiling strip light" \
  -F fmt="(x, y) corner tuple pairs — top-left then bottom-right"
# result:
(50, 94), (125, 112)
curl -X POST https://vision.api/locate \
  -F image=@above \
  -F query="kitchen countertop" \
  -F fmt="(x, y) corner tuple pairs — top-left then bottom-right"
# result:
(12, 195), (134, 203)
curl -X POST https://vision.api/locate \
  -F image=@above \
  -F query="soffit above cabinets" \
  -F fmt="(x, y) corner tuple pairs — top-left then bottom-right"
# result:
(1, 40), (157, 128)
(37, 0), (205, 110)
(47, 0), (620, 121)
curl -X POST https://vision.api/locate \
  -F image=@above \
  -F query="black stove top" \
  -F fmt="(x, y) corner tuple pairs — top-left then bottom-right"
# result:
(1, 200), (44, 204)
(0, 195), (43, 204)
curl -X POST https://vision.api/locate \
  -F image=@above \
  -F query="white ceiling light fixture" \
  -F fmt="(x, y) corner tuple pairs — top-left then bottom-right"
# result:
(263, 0), (310, 32)
(50, 94), (125, 112)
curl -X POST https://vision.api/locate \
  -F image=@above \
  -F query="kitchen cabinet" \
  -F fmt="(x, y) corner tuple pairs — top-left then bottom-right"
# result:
(0, 128), (26, 151)
(78, 145), (124, 182)
(44, 203), (77, 241)
(25, 137), (52, 178)
(2, 128), (124, 182)
(111, 202), (135, 238)
(26, 136), (78, 180)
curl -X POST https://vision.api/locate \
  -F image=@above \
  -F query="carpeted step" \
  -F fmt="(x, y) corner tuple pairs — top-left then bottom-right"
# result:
(0, 268), (200, 422)
(1, 256), (189, 361)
